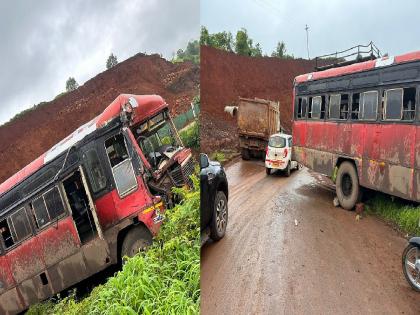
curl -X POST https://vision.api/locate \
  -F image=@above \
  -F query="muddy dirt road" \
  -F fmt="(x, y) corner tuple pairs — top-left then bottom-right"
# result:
(201, 160), (420, 315)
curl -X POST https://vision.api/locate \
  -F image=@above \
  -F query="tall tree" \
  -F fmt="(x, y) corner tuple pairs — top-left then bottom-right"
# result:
(106, 53), (118, 69)
(271, 41), (287, 58)
(65, 77), (78, 92)
(235, 28), (252, 56)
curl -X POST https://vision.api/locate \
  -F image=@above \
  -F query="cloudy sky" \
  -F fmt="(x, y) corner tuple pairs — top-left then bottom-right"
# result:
(201, 0), (420, 58)
(0, 0), (199, 124)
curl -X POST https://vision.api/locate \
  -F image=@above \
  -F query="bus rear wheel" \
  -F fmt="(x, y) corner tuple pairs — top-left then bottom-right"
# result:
(336, 161), (360, 210)
(121, 226), (152, 260)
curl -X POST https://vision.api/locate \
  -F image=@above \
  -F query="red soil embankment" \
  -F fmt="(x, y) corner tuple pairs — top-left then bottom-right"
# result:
(0, 53), (199, 183)
(200, 46), (317, 153)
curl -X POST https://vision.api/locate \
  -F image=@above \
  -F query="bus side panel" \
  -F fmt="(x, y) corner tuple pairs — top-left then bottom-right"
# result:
(360, 124), (382, 189)
(94, 192), (119, 230)
(0, 255), (15, 294)
(379, 124), (415, 199)
(112, 176), (154, 226)
(335, 123), (352, 155)
(350, 123), (365, 158)
(7, 236), (46, 306)
(38, 217), (87, 296)
(0, 287), (25, 315)
(413, 125), (420, 201)
(292, 121), (306, 147)
(304, 122), (334, 175)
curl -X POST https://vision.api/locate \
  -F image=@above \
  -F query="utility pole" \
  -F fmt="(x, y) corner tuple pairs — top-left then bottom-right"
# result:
(305, 24), (310, 60)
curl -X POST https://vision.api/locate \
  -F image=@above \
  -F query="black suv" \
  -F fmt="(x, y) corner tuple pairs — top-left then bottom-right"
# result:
(200, 153), (229, 244)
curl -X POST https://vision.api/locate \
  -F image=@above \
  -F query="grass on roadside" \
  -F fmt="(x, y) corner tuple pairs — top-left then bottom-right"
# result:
(365, 193), (420, 236)
(210, 150), (239, 164)
(27, 177), (200, 315)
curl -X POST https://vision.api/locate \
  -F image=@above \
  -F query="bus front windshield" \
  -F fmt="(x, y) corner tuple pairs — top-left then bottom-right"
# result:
(134, 111), (181, 166)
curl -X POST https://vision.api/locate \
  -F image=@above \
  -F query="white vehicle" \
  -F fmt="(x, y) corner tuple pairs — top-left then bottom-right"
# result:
(265, 133), (298, 176)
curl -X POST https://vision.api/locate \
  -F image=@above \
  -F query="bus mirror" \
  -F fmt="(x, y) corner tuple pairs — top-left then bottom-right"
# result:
(199, 153), (209, 169)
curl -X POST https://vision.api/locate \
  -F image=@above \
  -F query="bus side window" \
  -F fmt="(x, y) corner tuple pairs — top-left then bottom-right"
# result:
(105, 134), (138, 197)
(31, 187), (66, 229)
(84, 149), (107, 193)
(329, 94), (341, 119)
(296, 97), (307, 119)
(309, 96), (322, 119)
(361, 91), (378, 120)
(402, 87), (416, 121)
(384, 88), (403, 120)
(0, 218), (14, 249)
(351, 93), (360, 120)
(8, 208), (32, 246)
(340, 94), (349, 119)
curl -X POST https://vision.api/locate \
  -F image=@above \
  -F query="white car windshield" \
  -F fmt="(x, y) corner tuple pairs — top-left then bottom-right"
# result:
(268, 136), (286, 148)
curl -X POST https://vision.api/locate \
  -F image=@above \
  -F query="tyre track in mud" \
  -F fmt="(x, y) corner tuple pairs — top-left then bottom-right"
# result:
(201, 160), (420, 315)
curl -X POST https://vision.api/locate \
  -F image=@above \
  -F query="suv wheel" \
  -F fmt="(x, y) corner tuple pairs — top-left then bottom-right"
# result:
(210, 191), (228, 241)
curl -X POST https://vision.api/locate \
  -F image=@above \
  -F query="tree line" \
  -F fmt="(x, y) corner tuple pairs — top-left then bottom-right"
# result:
(200, 26), (294, 59)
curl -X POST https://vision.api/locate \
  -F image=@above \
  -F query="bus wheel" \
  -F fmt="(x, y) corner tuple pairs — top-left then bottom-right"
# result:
(121, 226), (152, 260)
(241, 148), (250, 160)
(336, 161), (360, 210)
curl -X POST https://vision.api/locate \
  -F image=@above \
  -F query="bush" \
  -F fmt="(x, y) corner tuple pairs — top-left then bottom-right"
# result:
(366, 193), (420, 236)
(27, 177), (200, 315)
(179, 121), (199, 149)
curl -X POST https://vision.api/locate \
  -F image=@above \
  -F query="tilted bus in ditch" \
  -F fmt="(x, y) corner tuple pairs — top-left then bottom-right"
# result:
(0, 94), (194, 314)
(292, 49), (420, 210)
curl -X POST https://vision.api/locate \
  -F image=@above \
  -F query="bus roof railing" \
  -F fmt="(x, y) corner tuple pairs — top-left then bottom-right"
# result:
(315, 42), (381, 71)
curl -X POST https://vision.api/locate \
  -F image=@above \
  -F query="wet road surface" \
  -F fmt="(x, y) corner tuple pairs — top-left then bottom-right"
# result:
(201, 159), (420, 315)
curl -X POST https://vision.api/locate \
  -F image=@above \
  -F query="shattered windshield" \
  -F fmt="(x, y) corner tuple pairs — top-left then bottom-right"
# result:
(134, 111), (181, 159)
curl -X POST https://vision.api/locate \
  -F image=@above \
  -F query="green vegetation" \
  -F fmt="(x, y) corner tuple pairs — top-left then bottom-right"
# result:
(65, 77), (79, 92)
(27, 178), (200, 315)
(366, 193), (420, 235)
(179, 121), (199, 149)
(106, 53), (118, 69)
(173, 40), (199, 64)
(200, 26), (293, 59)
(210, 150), (239, 164)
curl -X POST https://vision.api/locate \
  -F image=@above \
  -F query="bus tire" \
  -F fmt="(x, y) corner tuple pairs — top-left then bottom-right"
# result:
(121, 226), (152, 260)
(241, 148), (250, 160)
(336, 161), (360, 210)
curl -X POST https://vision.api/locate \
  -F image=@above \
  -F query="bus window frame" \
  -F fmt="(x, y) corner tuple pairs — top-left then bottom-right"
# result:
(31, 185), (68, 231)
(361, 90), (379, 121)
(383, 88), (404, 121)
(308, 95), (323, 120)
(104, 132), (139, 198)
(295, 96), (308, 120)
(3, 206), (34, 251)
(328, 94), (344, 120)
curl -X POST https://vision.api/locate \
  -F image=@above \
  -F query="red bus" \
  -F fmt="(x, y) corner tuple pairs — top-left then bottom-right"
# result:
(292, 51), (420, 210)
(0, 94), (194, 314)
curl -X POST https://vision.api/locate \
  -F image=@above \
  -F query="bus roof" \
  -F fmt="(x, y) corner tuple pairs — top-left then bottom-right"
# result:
(0, 94), (167, 196)
(295, 50), (420, 84)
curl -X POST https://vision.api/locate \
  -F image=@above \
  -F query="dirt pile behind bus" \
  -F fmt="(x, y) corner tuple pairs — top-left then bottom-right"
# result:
(0, 54), (199, 184)
(200, 46), (317, 153)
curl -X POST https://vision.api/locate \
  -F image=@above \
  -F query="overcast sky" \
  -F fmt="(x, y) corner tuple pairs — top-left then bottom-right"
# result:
(0, 0), (199, 124)
(201, 0), (420, 59)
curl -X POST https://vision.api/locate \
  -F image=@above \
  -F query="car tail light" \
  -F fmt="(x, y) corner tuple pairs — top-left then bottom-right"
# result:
(266, 146), (269, 156)
(283, 148), (288, 158)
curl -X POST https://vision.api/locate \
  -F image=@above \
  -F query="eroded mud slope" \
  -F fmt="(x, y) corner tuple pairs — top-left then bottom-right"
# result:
(200, 46), (316, 153)
(0, 54), (199, 183)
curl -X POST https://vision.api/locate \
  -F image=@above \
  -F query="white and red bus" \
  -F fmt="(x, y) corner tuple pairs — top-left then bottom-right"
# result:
(292, 51), (420, 210)
(0, 94), (194, 314)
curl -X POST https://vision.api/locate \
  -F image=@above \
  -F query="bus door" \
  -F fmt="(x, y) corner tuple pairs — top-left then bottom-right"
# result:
(62, 156), (111, 274)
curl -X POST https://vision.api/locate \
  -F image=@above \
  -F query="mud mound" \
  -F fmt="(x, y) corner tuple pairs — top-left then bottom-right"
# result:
(200, 46), (317, 153)
(0, 54), (199, 183)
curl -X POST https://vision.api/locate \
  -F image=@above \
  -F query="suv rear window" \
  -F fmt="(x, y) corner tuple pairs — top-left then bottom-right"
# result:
(268, 136), (286, 148)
